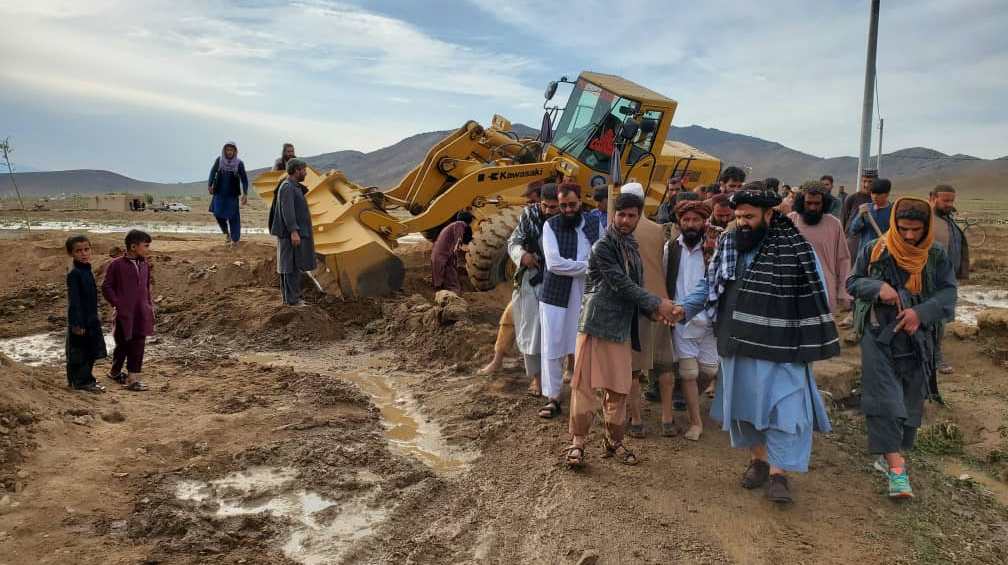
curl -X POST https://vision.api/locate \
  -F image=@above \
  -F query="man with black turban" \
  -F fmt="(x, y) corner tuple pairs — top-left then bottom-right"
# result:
(847, 198), (956, 499)
(677, 181), (839, 503)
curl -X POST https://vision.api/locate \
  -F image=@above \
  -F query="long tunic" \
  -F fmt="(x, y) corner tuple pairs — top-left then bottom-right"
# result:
(431, 221), (466, 292)
(272, 179), (317, 274)
(208, 157), (249, 220)
(539, 220), (590, 361)
(508, 219), (543, 356)
(788, 211), (852, 312)
(101, 255), (154, 341)
(847, 245), (957, 427)
(633, 216), (670, 371)
(680, 249), (832, 467)
(67, 261), (107, 361)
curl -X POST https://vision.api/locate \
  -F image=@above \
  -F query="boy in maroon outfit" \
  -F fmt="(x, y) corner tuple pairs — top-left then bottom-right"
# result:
(102, 229), (155, 391)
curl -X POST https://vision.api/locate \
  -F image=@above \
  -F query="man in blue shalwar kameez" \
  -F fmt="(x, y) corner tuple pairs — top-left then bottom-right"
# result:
(677, 182), (840, 503)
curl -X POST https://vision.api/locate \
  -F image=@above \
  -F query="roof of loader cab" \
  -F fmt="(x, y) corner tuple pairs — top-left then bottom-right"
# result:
(579, 71), (678, 108)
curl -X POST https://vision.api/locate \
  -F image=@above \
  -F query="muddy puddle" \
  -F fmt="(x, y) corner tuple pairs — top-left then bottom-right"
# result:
(956, 286), (1008, 326)
(240, 351), (477, 473)
(0, 331), (116, 366)
(176, 466), (388, 564)
(943, 460), (1008, 507)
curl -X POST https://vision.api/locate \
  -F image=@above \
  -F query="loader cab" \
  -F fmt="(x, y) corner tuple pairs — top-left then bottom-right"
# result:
(543, 72), (721, 215)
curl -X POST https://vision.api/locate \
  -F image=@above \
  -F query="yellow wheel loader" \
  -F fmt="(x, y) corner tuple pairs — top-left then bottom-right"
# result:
(253, 71), (721, 298)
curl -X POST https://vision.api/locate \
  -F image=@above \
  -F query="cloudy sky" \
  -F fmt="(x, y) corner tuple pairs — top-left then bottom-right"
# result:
(1, 0), (1005, 182)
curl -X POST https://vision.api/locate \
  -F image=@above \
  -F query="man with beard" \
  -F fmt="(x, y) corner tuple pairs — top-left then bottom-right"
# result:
(678, 182), (839, 503)
(564, 193), (681, 467)
(497, 183), (559, 394)
(929, 185), (969, 376)
(709, 193), (734, 229)
(820, 175), (843, 218)
(847, 198), (956, 498)
(842, 169), (878, 234)
(480, 181), (547, 375)
(664, 199), (718, 441)
(538, 183), (600, 418)
(789, 181), (851, 313)
(655, 175), (685, 224)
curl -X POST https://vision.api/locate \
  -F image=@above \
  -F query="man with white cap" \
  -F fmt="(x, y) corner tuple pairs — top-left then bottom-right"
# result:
(618, 183), (676, 438)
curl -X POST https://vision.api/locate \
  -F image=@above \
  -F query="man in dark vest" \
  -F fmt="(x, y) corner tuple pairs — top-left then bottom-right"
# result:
(537, 182), (600, 419)
(847, 197), (956, 499)
(677, 182), (839, 503)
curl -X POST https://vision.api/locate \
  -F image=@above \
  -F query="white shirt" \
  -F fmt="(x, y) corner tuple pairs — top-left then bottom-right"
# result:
(667, 235), (710, 339)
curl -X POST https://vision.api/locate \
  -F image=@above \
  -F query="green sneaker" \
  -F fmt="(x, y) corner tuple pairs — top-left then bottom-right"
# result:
(887, 469), (914, 499)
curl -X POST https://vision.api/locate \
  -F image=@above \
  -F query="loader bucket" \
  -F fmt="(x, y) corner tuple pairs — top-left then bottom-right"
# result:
(252, 167), (405, 298)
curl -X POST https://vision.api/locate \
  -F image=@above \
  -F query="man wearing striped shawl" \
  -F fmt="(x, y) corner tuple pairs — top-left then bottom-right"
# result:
(677, 182), (839, 504)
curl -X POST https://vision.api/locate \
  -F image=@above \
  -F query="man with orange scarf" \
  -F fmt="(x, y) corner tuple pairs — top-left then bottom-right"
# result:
(847, 198), (957, 499)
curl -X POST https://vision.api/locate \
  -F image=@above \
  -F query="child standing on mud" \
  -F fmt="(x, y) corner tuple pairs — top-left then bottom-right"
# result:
(65, 235), (107, 393)
(102, 229), (155, 392)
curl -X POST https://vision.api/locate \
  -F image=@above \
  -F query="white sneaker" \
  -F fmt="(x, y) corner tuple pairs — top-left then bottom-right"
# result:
(872, 455), (889, 474)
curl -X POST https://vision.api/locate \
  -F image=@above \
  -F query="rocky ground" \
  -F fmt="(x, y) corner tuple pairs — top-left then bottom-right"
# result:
(0, 220), (1005, 564)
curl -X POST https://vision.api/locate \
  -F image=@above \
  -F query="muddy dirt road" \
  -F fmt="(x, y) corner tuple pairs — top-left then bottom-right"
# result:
(0, 227), (1006, 564)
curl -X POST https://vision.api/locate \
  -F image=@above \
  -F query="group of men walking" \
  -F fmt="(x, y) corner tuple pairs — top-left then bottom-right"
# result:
(478, 164), (967, 504)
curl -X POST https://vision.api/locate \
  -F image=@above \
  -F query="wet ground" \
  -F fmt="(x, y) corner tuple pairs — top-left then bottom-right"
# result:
(1, 228), (1007, 564)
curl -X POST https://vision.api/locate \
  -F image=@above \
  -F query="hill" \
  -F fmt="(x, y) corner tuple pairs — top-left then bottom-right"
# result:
(5, 123), (1004, 199)
(1, 169), (204, 198)
(667, 125), (1007, 197)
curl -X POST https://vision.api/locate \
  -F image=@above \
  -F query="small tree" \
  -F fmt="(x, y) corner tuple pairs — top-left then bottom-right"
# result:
(0, 137), (29, 231)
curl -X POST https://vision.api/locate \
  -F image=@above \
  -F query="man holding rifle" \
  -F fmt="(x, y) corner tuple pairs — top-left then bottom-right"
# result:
(847, 197), (957, 499)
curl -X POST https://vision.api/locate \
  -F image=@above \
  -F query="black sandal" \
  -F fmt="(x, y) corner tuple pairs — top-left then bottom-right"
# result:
(538, 399), (561, 419)
(108, 371), (127, 385)
(564, 445), (585, 468)
(603, 438), (639, 466)
(123, 381), (149, 392)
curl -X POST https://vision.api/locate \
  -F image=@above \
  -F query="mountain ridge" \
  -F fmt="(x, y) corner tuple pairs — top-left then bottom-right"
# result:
(4, 125), (1004, 198)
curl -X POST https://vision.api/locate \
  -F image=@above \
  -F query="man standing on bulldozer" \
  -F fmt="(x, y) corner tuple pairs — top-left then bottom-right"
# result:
(538, 183), (600, 419)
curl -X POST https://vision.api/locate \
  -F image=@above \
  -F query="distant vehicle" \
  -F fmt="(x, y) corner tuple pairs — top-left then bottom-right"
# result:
(156, 202), (191, 212)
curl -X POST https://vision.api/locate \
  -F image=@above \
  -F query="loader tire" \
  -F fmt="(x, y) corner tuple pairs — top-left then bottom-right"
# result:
(466, 207), (523, 291)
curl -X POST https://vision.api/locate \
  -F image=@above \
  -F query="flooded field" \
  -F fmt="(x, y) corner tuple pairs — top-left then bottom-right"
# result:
(0, 331), (117, 366)
(956, 285), (1008, 325)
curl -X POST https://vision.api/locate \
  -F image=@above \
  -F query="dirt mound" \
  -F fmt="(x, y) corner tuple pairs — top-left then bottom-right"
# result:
(0, 354), (98, 496)
(368, 292), (497, 368)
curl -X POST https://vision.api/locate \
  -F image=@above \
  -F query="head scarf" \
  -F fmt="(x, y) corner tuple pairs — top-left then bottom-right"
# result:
(869, 197), (934, 294)
(674, 200), (711, 221)
(219, 142), (242, 173)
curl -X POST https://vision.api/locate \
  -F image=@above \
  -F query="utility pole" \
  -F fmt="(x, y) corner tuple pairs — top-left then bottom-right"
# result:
(876, 118), (884, 171)
(857, 0), (881, 181)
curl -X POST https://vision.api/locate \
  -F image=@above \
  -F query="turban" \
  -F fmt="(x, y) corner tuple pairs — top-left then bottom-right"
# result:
(729, 181), (782, 209)
(675, 200), (712, 220)
(620, 182), (645, 199)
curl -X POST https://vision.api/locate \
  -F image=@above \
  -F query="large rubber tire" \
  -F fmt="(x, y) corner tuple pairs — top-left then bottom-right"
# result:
(466, 207), (523, 291)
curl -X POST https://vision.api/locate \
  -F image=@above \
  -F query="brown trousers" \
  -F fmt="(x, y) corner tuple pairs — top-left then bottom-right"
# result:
(569, 385), (628, 444)
(493, 300), (515, 354)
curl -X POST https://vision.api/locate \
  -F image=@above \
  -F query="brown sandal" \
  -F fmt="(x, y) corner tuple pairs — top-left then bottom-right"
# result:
(603, 439), (639, 466)
(564, 445), (585, 468)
